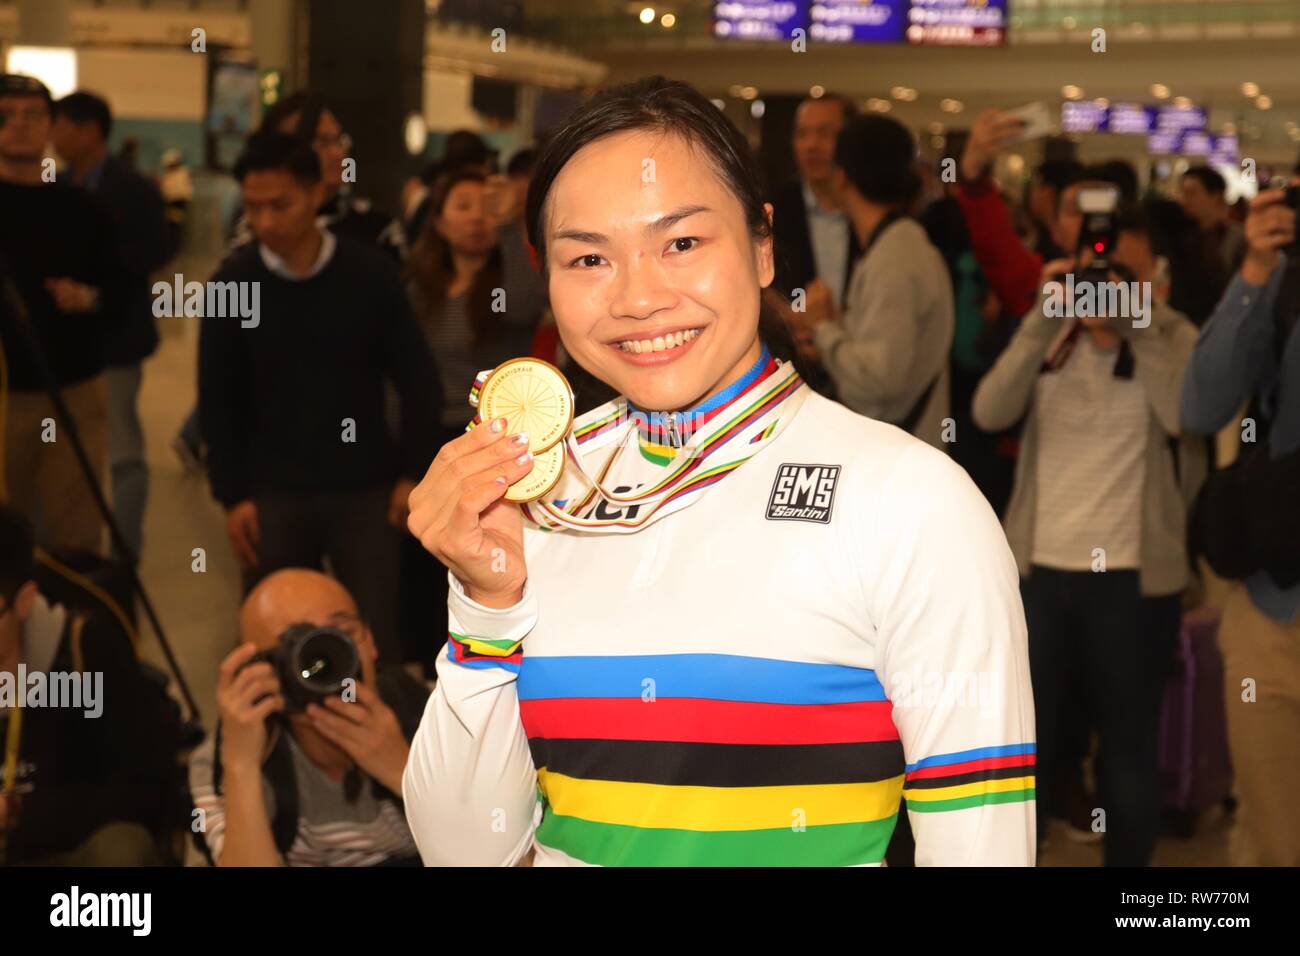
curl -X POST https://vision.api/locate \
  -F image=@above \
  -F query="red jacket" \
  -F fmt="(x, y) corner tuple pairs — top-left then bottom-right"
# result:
(955, 176), (1043, 318)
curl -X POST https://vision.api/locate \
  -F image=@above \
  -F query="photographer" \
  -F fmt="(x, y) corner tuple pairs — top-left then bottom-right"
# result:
(188, 568), (428, 866)
(972, 180), (1201, 866)
(1180, 181), (1300, 866)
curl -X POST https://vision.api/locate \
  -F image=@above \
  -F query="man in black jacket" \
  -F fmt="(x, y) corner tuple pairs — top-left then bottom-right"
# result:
(0, 505), (163, 865)
(0, 75), (124, 556)
(198, 132), (440, 663)
(52, 91), (173, 564)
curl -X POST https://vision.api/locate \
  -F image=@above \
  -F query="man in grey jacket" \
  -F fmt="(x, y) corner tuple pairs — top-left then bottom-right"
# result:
(787, 115), (954, 449)
(973, 184), (1200, 866)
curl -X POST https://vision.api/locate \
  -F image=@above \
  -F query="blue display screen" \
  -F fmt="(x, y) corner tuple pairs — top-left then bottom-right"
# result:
(712, 0), (1006, 45)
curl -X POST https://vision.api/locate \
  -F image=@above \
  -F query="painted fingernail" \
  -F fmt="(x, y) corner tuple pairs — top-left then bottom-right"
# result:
(512, 432), (529, 447)
(495, 475), (507, 484)
(516, 452), (532, 465)
(490, 417), (505, 433)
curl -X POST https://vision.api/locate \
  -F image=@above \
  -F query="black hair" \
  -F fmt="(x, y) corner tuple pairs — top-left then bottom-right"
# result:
(0, 505), (36, 605)
(1056, 161), (1139, 214)
(445, 129), (491, 166)
(1114, 200), (1149, 237)
(942, 129), (970, 173)
(52, 91), (112, 139)
(258, 91), (330, 143)
(233, 131), (322, 185)
(798, 91), (858, 123)
(405, 168), (504, 348)
(1090, 159), (1140, 204)
(834, 114), (920, 207)
(0, 73), (52, 108)
(418, 130), (494, 186)
(1182, 165), (1227, 197)
(1144, 196), (1231, 325)
(1034, 159), (1085, 194)
(506, 147), (537, 177)
(523, 75), (799, 369)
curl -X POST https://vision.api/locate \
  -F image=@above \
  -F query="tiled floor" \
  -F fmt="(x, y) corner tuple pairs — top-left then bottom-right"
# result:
(131, 315), (1238, 866)
(134, 314), (241, 730)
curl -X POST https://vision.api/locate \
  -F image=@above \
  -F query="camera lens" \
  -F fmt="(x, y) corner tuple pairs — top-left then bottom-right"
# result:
(288, 626), (359, 697)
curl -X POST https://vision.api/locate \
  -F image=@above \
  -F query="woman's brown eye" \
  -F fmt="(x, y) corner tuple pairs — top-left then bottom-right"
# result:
(673, 238), (695, 253)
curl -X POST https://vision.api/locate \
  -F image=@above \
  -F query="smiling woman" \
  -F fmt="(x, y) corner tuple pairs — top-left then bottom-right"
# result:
(401, 76), (1038, 868)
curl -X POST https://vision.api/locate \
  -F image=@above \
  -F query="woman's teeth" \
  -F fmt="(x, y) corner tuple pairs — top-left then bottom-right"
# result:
(616, 328), (701, 354)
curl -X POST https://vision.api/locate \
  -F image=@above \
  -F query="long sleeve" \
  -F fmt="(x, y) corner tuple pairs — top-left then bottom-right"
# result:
(375, 268), (442, 480)
(403, 572), (540, 866)
(114, 174), (172, 278)
(814, 251), (924, 419)
(1124, 302), (1199, 436)
(1179, 265), (1283, 436)
(197, 265), (253, 507)
(971, 293), (1059, 432)
(957, 176), (1044, 318)
(865, 443), (1036, 866)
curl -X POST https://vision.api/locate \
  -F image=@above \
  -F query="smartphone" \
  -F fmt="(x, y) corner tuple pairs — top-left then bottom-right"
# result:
(1001, 101), (1052, 143)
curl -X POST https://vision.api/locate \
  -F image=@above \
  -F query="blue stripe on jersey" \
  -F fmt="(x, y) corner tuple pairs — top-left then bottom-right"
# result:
(905, 742), (1037, 773)
(516, 653), (887, 705)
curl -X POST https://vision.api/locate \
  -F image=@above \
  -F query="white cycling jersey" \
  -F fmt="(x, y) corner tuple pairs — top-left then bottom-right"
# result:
(403, 349), (1036, 866)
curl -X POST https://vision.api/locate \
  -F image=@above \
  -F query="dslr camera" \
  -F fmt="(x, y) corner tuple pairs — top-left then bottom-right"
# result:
(250, 623), (361, 714)
(1075, 184), (1126, 284)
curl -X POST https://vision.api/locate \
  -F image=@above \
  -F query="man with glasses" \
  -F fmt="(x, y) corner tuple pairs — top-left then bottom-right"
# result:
(0, 74), (124, 555)
(173, 91), (402, 472)
(188, 567), (430, 866)
(229, 91), (402, 259)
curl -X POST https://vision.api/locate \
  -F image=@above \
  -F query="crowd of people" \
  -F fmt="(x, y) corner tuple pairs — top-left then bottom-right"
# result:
(0, 68), (1296, 867)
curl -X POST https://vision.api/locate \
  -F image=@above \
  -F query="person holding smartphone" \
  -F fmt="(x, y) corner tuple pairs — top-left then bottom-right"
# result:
(1179, 179), (1300, 866)
(400, 76), (1036, 867)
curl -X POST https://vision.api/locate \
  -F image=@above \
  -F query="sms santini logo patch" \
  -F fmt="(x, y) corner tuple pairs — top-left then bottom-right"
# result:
(766, 463), (840, 523)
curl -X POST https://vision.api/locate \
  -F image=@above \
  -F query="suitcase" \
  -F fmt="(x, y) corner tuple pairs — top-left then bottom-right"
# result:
(1158, 607), (1235, 835)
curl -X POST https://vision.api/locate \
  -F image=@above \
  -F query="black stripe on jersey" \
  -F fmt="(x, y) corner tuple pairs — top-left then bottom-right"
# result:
(527, 737), (906, 788)
(903, 763), (1036, 790)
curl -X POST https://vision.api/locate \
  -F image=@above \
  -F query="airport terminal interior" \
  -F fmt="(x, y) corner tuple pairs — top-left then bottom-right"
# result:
(1, 0), (1298, 872)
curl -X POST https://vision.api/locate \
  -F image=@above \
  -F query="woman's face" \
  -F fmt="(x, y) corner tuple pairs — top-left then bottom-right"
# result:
(435, 180), (495, 257)
(544, 130), (773, 412)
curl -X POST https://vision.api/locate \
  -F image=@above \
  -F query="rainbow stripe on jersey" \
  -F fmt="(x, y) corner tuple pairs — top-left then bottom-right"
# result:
(517, 652), (906, 866)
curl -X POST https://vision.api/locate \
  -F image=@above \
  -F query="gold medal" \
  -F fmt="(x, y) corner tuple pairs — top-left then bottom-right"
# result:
(505, 442), (565, 503)
(476, 358), (574, 454)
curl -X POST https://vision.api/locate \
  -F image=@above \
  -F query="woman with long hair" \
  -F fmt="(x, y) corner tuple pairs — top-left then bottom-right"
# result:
(402, 77), (1035, 866)
(394, 167), (545, 670)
